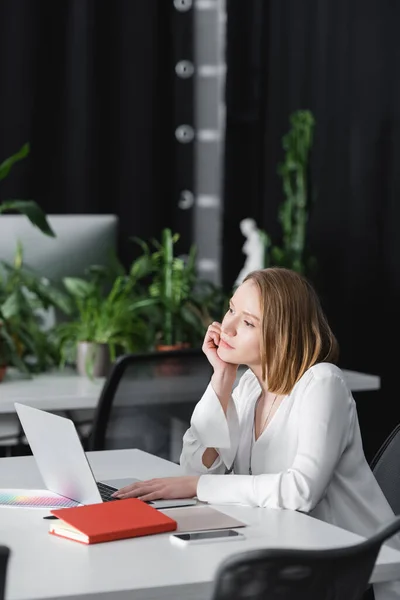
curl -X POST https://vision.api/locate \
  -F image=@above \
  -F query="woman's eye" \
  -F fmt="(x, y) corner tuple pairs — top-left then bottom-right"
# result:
(244, 320), (254, 327)
(228, 307), (234, 314)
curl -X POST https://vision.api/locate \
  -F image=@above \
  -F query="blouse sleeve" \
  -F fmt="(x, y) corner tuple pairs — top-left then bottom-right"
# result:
(179, 371), (253, 475)
(196, 372), (354, 510)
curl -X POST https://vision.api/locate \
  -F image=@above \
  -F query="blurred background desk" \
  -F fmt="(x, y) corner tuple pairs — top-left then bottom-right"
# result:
(0, 367), (381, 461)
(0, 366), (381, 413)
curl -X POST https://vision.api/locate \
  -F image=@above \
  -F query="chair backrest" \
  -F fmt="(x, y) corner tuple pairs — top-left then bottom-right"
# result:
(211, 515), (400, 600)
(0, 546), (10, 600)
(88, 348), (212, 456)
(370, 423), (400, 515)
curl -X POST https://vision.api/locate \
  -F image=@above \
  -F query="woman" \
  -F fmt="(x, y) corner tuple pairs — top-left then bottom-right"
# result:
(114, 268), (399, 599)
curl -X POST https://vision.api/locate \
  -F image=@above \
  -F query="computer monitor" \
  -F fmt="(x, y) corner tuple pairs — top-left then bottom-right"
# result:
(0, 214), (119, 329)
(0, 214), (119, 283)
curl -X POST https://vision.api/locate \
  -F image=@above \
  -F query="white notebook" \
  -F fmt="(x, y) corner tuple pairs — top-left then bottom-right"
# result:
(160, 505), (247, 532)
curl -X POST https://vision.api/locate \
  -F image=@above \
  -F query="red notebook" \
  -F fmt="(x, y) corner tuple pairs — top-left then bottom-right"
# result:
(48, 498), (177, 544)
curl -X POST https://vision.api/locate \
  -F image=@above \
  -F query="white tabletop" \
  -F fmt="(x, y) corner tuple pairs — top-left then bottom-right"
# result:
(0, 448), (398, 600)
(0, 367), (381, 415)
(0, 370), (105, 413)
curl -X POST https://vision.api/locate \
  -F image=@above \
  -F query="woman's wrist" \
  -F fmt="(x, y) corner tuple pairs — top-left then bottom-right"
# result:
(211, 370), (236, 412)
(211, 368), (236, 391)
(193, 475), (201, 496)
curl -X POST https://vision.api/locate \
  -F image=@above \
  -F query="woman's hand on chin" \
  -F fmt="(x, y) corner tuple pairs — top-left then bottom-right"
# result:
(203, 322), (238, 377)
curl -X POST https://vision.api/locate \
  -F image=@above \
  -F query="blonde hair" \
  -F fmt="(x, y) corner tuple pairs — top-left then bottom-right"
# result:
(243, 267), (339, 394)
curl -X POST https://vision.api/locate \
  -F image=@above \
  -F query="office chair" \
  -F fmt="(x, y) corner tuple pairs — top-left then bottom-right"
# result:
(87, 348), (212, 459)
(211, 515), (400, 600)
(370, 423), (400, 515)
(0, 546), (10, 600)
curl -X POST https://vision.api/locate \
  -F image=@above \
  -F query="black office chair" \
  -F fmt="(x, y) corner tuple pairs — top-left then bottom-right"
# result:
(370, 423), (400, 515)
(0, 546), (10, 600)
(211, 515), (400, 600)
(87, 348), (212, 459)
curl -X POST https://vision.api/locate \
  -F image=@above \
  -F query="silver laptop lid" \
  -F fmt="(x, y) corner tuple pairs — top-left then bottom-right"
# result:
(14, 403), (198, 509)
(14, 403), (102, 505)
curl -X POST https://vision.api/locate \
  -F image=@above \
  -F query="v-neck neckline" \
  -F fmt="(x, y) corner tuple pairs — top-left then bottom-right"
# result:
(253, 393), (287, 443)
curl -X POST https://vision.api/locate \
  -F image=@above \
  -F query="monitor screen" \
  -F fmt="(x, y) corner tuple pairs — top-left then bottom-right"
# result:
(0, 214), (119, 329)
(0, 214), (118, 283)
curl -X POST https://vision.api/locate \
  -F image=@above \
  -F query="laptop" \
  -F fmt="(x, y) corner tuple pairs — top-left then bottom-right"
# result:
(14, 403), (196, 510)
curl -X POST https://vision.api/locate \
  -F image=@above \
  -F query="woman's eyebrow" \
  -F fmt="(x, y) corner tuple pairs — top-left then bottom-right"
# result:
(243, 311), (260, 321)
(230, 300), (260, 321)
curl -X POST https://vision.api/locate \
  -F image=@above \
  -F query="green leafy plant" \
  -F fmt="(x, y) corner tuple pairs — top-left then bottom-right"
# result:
(0, 143), (55, 237)
(132, 228), (226, 348)
(55, 265), (156, 374)
(0, 243), (71, 374)
(0, 144), (62, 376)
(261, 109), (316, 274)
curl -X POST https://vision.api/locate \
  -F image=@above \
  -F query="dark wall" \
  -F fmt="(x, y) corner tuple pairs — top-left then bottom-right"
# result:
(223, 0), (400, 457)
(0, 0), (195, 264)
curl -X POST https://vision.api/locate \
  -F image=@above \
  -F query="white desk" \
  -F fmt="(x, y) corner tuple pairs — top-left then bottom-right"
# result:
(0, 370), (105, 414)
(0, 448), (399, 600)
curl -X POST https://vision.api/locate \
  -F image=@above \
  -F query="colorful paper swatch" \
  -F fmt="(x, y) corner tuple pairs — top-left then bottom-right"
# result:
(0, 489), (80, 508)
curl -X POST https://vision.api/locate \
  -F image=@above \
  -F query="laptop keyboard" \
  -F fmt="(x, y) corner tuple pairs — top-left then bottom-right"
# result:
(96, 481), (118, 502)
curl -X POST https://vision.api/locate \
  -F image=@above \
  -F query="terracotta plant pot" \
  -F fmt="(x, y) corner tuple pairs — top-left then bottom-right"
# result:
(156, 343), (189, 352)
(0, 365), (7, 383)
(155, 343), (190, 376)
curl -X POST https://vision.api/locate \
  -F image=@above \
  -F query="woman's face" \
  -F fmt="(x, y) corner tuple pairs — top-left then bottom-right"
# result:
(217, 279), (262, 368)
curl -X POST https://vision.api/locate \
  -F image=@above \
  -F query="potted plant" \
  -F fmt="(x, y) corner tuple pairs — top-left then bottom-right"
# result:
(0, 243), (71, 379)
(260, 109), (316, 275)
(0, 316), (27, 380)
(55, 265), (156, 378)
(0, 293), (61, 379)
(0, 143), (63, 380)
(132, 228), (227, 351)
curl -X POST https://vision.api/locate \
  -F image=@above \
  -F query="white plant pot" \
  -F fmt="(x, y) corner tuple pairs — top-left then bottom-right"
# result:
(76, 342), (111, 378)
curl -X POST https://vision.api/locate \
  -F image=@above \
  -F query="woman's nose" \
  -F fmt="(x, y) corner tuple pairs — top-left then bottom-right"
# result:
(221, 319), (236, 337)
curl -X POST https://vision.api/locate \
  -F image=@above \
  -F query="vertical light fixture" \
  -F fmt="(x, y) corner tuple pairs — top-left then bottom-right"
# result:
(193, 0), (226, 285)
(172, 0), (195, 253)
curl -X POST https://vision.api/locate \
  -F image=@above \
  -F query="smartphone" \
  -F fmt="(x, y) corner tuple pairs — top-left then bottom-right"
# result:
(170, 529), (245, 546)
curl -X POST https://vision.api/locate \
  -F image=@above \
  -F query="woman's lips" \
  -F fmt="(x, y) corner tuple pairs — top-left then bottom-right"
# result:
(219, 338), (235, 350)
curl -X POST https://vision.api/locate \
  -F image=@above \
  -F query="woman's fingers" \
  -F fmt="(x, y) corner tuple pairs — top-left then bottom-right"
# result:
(208, 332), (220, 346)
(111, 485), (135, 497)
(112, 479), (158, 498)
(206, 322), (221, 334)
(205, 322), (222, 345)
(118, 482), (165, 501)
(116, 485), (156, 499)
(138, 491), (164, 502)
(112, 482), (140, 496)
(115, 476), (199, 502)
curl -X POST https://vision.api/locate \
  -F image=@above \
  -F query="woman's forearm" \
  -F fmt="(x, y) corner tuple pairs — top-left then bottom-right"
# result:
(201, 372), (236, 467)
(211, 370), (236, 414)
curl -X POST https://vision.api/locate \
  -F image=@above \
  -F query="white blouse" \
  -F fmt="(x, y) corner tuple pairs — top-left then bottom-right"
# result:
(180, 362), (400, 600)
